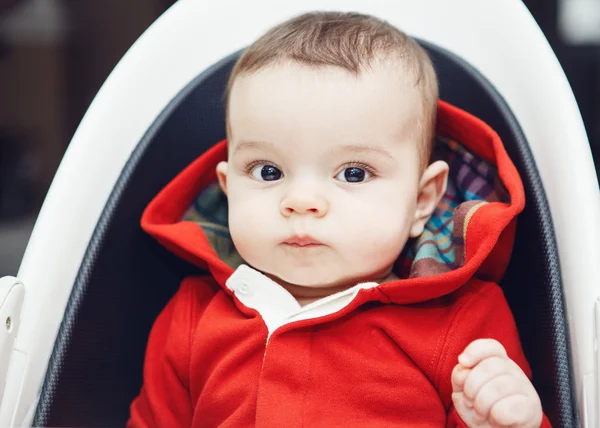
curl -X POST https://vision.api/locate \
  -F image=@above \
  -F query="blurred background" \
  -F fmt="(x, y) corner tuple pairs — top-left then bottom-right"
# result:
(0, 0), (598, 276)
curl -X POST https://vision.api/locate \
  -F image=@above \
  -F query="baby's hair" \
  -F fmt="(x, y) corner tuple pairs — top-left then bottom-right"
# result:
(226, 11), (439, 168)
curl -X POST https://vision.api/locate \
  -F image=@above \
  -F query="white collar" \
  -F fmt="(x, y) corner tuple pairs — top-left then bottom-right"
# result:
(226, 264), (380, 338)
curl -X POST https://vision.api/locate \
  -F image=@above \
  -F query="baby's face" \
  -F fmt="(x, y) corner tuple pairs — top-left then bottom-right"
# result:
(219, 62), (425, 289)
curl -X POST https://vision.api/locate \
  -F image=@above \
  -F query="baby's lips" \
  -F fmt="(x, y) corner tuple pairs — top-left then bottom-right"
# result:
(282, 234), (324, 246)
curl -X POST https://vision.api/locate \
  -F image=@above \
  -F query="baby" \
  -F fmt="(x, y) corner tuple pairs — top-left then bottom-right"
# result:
(130, 12), (549, 427)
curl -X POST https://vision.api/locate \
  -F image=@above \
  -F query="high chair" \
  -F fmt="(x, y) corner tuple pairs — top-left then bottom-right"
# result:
(0, 1), (597, 426)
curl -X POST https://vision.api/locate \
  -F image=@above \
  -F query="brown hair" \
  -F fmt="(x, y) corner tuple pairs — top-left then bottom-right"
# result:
(226, 11), (438, 166)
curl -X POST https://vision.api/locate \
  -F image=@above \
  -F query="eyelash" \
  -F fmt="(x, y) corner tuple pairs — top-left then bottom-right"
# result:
(340, 161), (378, 178)
(244, 159), (279, 174)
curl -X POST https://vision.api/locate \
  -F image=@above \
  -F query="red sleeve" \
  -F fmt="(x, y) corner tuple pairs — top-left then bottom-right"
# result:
(128, 276), (214, 428)
(438, 281), (552, 427)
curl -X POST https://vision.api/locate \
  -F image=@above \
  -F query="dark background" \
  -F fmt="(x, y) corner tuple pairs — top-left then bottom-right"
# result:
(0, 0), (598, 276)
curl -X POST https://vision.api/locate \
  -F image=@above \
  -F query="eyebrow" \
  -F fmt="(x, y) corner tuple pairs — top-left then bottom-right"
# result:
(337, 144), (394, 160)
(232, 141), (394, 160)
(232, 140), (275, 155)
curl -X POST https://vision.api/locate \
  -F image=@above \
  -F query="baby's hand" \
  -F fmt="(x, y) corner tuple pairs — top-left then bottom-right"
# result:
(451, 339), (542, 428)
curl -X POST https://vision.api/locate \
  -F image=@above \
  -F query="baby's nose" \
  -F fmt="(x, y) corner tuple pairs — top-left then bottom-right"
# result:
(280, 190), (329, 217)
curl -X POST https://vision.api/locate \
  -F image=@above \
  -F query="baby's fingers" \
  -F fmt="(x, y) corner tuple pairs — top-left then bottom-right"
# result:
(459, 339), (507, 368)
(463, 356), (513, 400)
(473, 374), (523, 419)
(490, 394), (542, 428)
(451, 364), (470, 393)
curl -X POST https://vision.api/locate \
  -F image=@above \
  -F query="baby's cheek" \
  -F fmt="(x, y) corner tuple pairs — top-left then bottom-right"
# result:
(228, 201), (272, 262)
(362, 231), (406, 267)
(355, 202), (411, 246)
(342, 212), (409, 271)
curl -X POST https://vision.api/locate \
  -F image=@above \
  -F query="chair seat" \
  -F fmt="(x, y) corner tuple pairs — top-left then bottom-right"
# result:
(31, 44), (575, 427)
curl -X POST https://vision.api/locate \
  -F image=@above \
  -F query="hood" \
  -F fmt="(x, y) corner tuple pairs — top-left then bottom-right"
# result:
(141, 101), (524, 304)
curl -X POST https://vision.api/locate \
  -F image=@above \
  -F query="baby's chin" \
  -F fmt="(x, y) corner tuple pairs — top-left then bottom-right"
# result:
(248, 256), (396, 290)
(263, 266), (371, 290)
(267, 270), (337, 288)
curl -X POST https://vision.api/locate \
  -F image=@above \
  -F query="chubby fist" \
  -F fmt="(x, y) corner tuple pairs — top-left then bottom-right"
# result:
(451, 339), (543, 428)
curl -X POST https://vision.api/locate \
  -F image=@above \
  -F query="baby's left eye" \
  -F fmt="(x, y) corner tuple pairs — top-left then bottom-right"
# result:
(335, 167), (372, 183)
(250, 164), (283, 181)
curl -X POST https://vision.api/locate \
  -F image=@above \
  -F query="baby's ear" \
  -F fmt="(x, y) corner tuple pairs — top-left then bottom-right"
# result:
(216, 161), (229, 196)
(410, 160), (449, 238)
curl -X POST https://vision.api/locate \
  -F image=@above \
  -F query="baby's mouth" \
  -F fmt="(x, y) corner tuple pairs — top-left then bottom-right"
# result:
(282, 235), (324, 248)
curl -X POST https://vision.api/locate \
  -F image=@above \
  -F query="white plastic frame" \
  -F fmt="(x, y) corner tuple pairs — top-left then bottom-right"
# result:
(1, 0), (598, 426)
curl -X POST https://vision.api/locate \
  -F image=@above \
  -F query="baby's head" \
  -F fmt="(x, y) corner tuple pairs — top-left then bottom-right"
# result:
(216, 12), (449, 296)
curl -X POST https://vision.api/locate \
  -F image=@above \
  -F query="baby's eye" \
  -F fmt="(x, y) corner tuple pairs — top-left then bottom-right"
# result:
(335, 167), (371, 183)
(251, 164), (283, 181)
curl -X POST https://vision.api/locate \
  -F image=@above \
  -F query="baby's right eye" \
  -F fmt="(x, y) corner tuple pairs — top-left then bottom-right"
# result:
(250, 164), (283, 181)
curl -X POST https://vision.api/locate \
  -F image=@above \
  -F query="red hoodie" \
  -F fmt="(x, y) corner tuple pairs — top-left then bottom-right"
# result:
(128, 101), (551, 427)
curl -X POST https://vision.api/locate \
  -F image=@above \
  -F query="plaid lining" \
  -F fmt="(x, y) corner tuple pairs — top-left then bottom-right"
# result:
(402, 137), (509, 278)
